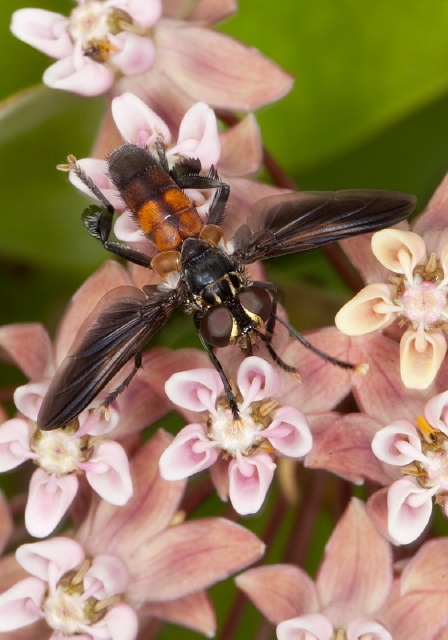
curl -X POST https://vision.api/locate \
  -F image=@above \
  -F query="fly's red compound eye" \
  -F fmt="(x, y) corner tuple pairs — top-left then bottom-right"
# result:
(200, 307), (233, 347)
(238, 286), (271, 323)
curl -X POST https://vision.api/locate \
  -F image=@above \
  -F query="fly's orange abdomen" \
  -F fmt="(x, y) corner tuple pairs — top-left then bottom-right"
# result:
(108, 143), (202, 251)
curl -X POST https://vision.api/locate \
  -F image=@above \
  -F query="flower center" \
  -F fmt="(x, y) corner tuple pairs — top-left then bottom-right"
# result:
(68, 1), (133, 58)
(208, 406), (265, 457)
(395, 267), (448, 329)
(410, 416), (448, 493)
(43, 583), (95, 634)
(31, 425), (89, 476)
(42, 562), (114, 634)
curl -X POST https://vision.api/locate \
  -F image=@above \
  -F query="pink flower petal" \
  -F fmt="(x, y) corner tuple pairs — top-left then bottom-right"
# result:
(69, 158), (124, 210)
(237, 356), (281, 408)
(306, 413), (390, 485)
(112, 0), (162, 27)
(210, 455), (230, 500)
(347, 617), (392, 640)
(387, 478), (434, 544)
(0, 322), (53, 380)
(10, 9), (72, 58)
(401, 538), (448, 594)
(0, 577), (45, 631)
(400, 327), (447, 389)
(377, 580), (448, 640)
(219, 114), (262, 177)
(228, 452), (276, 515)
(317, 499), (392, 626)
(77, 405), (120, 438)
(0, 419), (34, 471)
(413, 171), (448, 256)
(236, 564), (319, 625)
(423, 389), (448, 435)
(78, 431), (186, 555)
(340, 230), (397, 285)
(111, 92), (171, 146)
(84, 555), (130, 599)
(141, 590), (216, 637)
(82, 440), (133, 506)
(159, 424), (219, 480)
(156, 23), (293, 110)
(165, 368), (223, 413)
(263, 406), (312, 457)
(0, 324), (52, 381)
(170, 102), (220, 170)
(371, 421), (424, 466)
(43, 56), (115, 96)
(13, 381), (49, 421)
(185, 0), (237, 23)
(351, 333), (437, 424)
(366, 487), (393, 543)
(111, 32), (156, 76)
(277, 614), (333, 640)
(55, 260), (132, 363)
(113, 209), (146, 243)
(25, 469), (79, 538)
(270, 327), (354, 415)
(87, 603), (138, 640)
(126, 518), (265, 605)
(16, 538), (84, 586)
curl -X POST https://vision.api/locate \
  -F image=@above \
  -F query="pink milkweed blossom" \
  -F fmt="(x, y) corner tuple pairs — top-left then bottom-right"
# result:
(0, 379), (132, 539)
(159, 356), (313, 515)
(237, 499), (395, 640)
(371, 390), (448, 545)
(0, 431), (265, 638)
(335, 172), (448, 391)
(10, 0), (292, 108)
(0, 259), (206, 538)
(77, 430), (265, 636)
(69, 92), (286, 255)
(0, 537), (139, 639)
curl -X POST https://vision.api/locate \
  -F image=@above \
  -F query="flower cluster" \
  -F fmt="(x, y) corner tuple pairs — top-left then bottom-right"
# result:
(4, 1), (448, 639)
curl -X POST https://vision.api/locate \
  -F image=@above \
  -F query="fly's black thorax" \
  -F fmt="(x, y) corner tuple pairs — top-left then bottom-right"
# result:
(180, 238), (263, 344)
(180, 238), (242, 305)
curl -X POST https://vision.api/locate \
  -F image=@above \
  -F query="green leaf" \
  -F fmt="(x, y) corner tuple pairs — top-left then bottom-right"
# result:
(221, 0), (448, 172)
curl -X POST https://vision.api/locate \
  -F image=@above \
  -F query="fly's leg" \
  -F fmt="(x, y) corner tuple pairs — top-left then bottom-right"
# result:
(67, 156), (152, 268)
(194, 315), (241, 420)
(100, 353), (143, 410)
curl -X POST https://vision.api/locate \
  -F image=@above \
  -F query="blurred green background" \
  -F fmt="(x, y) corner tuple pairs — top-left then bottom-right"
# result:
(1, 0), (448, 637)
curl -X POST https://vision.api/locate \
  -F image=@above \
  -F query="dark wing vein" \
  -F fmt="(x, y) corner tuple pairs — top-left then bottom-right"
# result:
(232, 189), (416, 263)
(37, 286), (181, 430)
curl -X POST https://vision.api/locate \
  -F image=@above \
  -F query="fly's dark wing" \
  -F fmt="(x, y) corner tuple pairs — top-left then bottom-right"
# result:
(37, 285), (181, 430)
(232, 189), (416, 263)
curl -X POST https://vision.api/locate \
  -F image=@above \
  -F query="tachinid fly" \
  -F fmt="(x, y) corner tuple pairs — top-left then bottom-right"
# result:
(37, 142), (416, 430)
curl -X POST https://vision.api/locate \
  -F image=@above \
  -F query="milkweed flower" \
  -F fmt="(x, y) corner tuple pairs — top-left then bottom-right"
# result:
(371, 389), (448, 545)
(11, 1), (160, 96)
(77, 430), (265, 636)
(237, 499), (395, 640)
(69, 92), (285, 253)
(0, 380), (132, 538)
(69, 93), (222, 239)
(0, 259), (196, 537)
(10, 0), (292, 109)
(159, 356), (313, 515)
(336, 173), (448, 390)
(0, 537), (139, 639)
